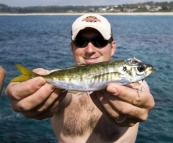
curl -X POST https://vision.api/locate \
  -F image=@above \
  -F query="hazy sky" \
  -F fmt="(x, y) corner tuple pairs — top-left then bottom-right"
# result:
(0, 0), (172, 7)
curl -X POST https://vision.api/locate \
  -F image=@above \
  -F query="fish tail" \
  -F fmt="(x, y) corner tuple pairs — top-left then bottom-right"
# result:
(11, 64), (37, 82)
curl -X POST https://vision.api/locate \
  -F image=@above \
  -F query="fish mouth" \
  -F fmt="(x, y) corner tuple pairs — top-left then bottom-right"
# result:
(146, 65), (155, 76)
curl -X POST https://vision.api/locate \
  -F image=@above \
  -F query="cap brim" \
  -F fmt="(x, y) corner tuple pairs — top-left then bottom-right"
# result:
(72, 24), (111, 40)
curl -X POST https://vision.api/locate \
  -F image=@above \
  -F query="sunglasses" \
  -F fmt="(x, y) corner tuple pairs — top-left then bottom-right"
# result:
(73, 36), (113, 48)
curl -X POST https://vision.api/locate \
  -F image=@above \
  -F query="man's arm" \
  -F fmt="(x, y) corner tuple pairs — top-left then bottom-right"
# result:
(90, 81), (155, 126)
(0, 66), (6, 95)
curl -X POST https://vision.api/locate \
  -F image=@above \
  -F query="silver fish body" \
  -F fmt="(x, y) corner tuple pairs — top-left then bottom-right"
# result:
(45, 57), (155, 91)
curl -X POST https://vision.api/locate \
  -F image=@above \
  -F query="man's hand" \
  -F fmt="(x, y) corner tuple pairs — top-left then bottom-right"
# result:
(90, 81), (155, 126)
(0, 66), (6, 95)
(5, 68), (67, 120)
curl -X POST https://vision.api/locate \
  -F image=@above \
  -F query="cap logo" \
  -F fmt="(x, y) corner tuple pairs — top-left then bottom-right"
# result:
(82, 16), (101, 22)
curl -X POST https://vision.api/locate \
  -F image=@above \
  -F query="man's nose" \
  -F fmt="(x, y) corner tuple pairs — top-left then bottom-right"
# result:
(85, 42), (95, 53)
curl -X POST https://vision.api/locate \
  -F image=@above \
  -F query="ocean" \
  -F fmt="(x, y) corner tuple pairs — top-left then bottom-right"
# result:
(0, 14), (173, 143)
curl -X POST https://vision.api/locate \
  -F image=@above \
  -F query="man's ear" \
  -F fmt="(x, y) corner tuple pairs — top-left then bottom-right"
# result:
(111, 41), (116, 56)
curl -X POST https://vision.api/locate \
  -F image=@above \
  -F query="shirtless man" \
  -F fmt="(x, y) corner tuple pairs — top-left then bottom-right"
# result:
(5, 14), (155, 143)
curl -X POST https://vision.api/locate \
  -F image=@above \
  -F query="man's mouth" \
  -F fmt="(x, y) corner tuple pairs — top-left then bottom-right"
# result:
(84, 57), (99, 64)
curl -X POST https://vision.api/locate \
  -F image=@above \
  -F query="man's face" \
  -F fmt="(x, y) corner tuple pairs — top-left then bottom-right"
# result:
(71, 28), (116, 65)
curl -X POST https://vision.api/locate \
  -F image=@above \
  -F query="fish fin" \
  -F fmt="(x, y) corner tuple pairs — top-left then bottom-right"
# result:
(11, 64), (37, 82)
(68, 90), (86, 96)
(134, 57), (141, 62)
(76, 92), (85, 96)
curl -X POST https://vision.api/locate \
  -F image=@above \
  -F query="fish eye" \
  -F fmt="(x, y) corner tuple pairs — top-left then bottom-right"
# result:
(123, 66), (127, 71)
(137, 63), (146, 72)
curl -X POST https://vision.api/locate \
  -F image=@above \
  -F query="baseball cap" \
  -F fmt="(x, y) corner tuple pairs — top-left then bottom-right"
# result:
(71, 13), (112, 41)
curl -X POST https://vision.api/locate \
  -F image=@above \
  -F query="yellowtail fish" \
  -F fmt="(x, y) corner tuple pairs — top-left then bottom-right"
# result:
(11, 58), (155, 92)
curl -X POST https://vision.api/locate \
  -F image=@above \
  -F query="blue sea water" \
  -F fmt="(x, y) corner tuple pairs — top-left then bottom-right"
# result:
(0, 14), (173, 143)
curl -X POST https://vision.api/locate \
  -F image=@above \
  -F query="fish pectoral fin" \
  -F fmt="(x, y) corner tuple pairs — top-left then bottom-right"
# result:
(68, 90), (86, 96)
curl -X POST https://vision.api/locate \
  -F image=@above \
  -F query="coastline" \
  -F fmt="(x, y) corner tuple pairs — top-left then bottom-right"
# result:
(0, 12), (173, 16)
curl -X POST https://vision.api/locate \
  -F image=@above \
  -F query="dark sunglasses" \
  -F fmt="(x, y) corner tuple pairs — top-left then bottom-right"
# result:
(73, 36), (113, 48)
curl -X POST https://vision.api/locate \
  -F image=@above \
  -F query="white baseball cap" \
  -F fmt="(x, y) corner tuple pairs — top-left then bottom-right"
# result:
(71, 13), (112, 41)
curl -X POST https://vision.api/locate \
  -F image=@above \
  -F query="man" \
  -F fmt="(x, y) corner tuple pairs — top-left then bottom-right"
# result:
(0, 66), (6, 95)
(5, 14), (155, 143)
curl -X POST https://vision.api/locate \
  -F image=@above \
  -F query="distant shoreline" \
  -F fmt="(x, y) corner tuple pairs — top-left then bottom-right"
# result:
(0, 12), (173, 16)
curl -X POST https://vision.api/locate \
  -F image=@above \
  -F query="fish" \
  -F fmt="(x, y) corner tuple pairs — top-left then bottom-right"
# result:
(11, 57), (155, 92)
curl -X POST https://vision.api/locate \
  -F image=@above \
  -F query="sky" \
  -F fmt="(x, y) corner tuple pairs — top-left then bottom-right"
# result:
(0, 0), (172, 7)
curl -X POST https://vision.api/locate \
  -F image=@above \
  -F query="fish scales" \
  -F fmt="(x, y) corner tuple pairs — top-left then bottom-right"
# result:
(11, 58), (155, 92)
(44, 60), (125, 91)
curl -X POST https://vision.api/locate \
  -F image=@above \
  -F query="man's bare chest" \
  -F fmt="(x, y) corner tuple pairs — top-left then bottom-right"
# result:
(59, 94), (121, 141)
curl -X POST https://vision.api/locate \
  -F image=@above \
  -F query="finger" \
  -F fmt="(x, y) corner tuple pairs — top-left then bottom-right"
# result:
(22, 105), (56, 120)
(106, 83), (154, 109)
(20, 89), (67, 119)
(11, 83), (56, 112)
(33, 68), (50, 75)
(90, 92), (110, 118)
(6, 77), (47, 100)
(35, 89), (67, 113)
(31, 109), (55, 120)
(92, 91), (141, 126)
(91, 91), (127, 125)
(101, 91), (148, 121)
(95, 91), (120, 119)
